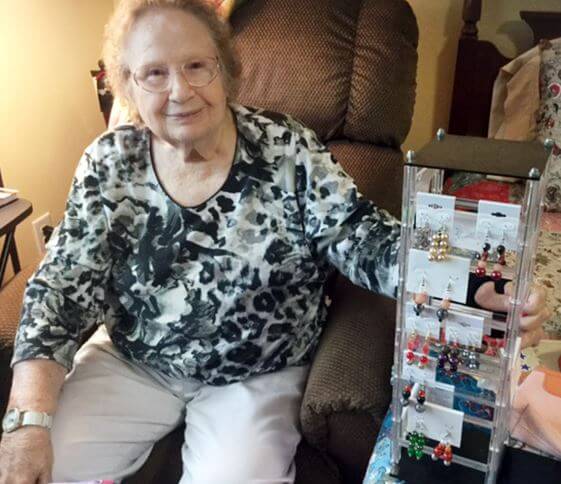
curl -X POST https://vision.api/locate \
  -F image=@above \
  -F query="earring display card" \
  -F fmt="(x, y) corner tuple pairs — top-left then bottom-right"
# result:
(475, 201), (521, 251)
(402, 350), (437, 383)
(406, 249), (471, 303)
(405, 402), (464, 448)
(405, 303), (441, 336)
(416, 192), (456, 233)
(444, 312), (485, 348)
(451, 210), (478, 251)
(426, 381), (456, 409)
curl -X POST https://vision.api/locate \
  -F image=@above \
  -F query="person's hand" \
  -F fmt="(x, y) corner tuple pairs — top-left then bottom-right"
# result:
(474, 281), (551, 349)
(0, 427), (53, 484)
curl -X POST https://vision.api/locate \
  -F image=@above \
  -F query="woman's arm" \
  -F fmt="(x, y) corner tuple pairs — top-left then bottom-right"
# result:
(7, 359), (67, 415)
(0, 360), (67, 484)
(11, 145), (112, 370)
(293, 123), (400, 298)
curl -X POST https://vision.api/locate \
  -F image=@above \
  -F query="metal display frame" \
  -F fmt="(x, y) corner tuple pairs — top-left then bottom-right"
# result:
(387, 130), (553, 484)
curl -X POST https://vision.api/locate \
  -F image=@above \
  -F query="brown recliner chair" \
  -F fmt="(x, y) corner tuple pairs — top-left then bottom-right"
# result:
(0, 0), (417, 482)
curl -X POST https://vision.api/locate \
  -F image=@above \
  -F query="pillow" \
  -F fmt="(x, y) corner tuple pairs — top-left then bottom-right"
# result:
(488, 45), (541, 141)
(537, 38), (561, 212)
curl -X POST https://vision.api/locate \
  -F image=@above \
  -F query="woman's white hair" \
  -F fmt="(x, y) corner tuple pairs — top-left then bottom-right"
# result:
(102, 0), (241, 124)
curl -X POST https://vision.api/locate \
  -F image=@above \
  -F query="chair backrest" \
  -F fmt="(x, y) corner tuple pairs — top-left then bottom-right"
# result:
(230, 0), (418, 148)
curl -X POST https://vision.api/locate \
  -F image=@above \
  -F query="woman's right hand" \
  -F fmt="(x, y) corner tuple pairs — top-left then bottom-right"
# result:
(0, 427), (53, 484)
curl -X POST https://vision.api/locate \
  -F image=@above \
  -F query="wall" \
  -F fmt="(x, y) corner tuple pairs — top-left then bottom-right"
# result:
(0, 0), (115, 284)
(404, 0), (561, 152)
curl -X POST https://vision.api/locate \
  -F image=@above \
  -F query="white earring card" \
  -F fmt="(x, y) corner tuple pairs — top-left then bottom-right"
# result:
(415, 192), (456, 233)
(443, 312), (485, 348)
(406, 249), (471, 304)
(405, 302), (441, 336)
(402, 350), (437, 383)
(426, 381), (456, 409)
(475, 200), (521, 251)
(405, 402), (464, 448)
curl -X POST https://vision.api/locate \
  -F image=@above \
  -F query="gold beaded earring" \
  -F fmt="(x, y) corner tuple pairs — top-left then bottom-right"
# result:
(428, 228), (449, 262)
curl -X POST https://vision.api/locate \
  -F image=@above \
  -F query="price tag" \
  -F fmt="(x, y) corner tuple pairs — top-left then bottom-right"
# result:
(416, 192), (456, 233)
(406, 402), (464, 447)
(406, 249), (471, 304)
(475, 201), (521, 251)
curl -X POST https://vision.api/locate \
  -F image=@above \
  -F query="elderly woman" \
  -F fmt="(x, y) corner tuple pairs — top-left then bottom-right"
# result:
(0, 1), (549, 483)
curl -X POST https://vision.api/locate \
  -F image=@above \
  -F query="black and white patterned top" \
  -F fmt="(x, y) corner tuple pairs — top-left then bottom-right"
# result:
(12, 105), (400, 385)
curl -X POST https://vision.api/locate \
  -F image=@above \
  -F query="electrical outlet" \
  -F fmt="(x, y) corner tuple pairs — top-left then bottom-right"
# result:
(32, 212), (52, 255)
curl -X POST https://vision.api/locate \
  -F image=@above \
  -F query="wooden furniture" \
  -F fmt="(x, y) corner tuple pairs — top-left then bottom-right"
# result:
(0, 171), (32, 287)
(448, 0), (561, 137)
(0, 199), (33, 286)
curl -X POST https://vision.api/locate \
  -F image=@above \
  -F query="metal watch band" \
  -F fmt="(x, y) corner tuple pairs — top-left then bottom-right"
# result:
(21, 411), (53, 429)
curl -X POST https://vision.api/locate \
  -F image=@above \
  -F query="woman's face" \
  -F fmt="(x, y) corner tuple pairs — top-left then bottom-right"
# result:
(123, 8), (229, 146)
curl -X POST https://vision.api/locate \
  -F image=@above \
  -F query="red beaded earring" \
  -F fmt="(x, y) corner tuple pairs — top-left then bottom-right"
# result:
(490, 244), (506, 281)
(418, 331), (431, 368)
(432, 433), (453, 466)
(475, 242), (491, 278)
(406, 326), (419, 365)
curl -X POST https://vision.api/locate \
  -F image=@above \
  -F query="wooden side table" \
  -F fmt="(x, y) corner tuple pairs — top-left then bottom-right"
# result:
(0, 199), (33, 287)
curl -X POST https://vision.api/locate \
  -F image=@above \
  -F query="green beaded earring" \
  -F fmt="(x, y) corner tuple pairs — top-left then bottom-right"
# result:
(407, 430), (426, 460)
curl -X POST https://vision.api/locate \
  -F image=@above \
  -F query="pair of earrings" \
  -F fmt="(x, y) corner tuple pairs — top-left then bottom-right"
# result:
(406, 330), (431, 368)
(401, 383), (426, 413)
(428, 229), (450, 262)
(431, 432), (453, 466)
(407, 430), (426, 460)
(460, 336), (481, 370)
(474, 242), (506, 280)
(413, 278), (453, 318)
(438, 342), (460, 373)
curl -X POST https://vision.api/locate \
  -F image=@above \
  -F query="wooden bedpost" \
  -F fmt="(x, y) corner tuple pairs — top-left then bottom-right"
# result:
(448, 0), (507, 137)
(461, 0), (481, 39)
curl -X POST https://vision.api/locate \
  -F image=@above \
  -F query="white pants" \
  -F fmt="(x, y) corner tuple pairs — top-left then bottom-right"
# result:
(51, 326), (309, 484)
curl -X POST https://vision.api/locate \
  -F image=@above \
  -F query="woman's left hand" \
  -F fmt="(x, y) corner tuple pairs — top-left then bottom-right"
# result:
(474, 281), (551, 349)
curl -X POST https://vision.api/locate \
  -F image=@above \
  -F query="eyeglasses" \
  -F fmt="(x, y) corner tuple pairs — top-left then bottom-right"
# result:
(132, 56), (220, 93)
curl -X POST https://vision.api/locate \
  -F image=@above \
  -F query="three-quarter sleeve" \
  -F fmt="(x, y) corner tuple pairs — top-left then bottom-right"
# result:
(294, 125), (401, 298)
(11, 144), (112, 370)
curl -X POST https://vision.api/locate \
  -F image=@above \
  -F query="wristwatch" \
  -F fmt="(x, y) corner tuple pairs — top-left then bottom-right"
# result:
(2, 408), (53, 433)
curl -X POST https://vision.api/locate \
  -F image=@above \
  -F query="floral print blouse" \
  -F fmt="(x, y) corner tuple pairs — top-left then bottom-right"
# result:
(12, 104), (400, 385)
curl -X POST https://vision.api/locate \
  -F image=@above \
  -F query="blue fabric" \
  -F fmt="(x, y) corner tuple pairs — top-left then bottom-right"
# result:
(363, 410), (405, 483)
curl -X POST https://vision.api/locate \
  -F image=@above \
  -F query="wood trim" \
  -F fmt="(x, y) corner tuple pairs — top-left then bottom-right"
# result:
(461, 0), (481, 39)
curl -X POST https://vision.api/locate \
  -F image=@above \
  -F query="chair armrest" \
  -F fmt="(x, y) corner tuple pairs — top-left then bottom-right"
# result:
(300, 275), (396, 480)
(0, 264), (37, 419)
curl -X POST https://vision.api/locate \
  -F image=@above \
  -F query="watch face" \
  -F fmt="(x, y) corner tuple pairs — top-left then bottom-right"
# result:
(2, 408), (20, 433)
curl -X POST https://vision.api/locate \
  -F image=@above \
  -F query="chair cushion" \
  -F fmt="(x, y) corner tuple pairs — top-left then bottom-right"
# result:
(231, 0), (418, 147)
(327, 142), (403, 217)
(0, 263), (37, 350)
(345, 0), (418, 146)
(300, 277), (395, 450)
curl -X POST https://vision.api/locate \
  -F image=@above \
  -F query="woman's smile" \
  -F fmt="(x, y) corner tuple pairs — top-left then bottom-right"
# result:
(166, 108), (204, 123)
